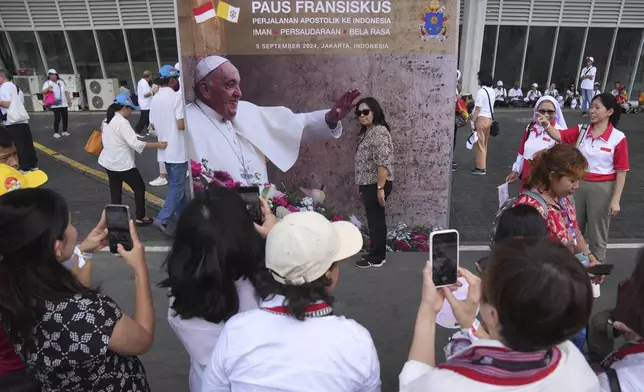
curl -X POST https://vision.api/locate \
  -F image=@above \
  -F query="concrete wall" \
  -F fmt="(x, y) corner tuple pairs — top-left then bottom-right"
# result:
(230, 53), (456, 228)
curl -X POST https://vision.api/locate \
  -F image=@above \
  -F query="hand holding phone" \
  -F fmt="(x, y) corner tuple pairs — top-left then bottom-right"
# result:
(115, 219), (146, 271)
(105, 204), (133, 254)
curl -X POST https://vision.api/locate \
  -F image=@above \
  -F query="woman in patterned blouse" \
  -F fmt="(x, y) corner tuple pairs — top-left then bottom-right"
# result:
(354, 97), (394, 269)
(0, 188), (154, 392)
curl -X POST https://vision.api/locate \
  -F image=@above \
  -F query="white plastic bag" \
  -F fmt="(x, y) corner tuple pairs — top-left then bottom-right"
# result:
(7, 86), (29, 124)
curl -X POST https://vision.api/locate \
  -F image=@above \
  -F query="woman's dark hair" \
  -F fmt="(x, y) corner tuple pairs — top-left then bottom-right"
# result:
(612, 249), (644, 337)
(120, 80), (128, 87)
(478, 71), (493, 87)
(525, 144), (588, 191)
(592, 92), (622, 127)
(159, 185), (264, 324)
(255, 263), (337, 321)
(484, 238), (593, 351)
(355, 97), (391, 135)
(493, 205), (548, 244)
(106, 103), (124, 124)
(158, 77), (171, 87)
(0, 188), (97, 356)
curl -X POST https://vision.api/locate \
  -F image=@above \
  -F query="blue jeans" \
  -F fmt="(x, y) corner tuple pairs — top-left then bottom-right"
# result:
(155, 162), (188, 226)
(581, 88), (594, 112)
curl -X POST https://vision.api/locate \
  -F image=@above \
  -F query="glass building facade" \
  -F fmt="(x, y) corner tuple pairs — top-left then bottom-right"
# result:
(0, 0), (177, 100)
(474, 0), (644, 98)
(1, 0), (643, 102)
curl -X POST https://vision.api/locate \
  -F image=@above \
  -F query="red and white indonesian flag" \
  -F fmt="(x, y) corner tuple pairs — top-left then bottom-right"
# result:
(193, 2), (216, 24)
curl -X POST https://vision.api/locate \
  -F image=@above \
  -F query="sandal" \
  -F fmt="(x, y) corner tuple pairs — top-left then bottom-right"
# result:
(136, 217), (154, 226)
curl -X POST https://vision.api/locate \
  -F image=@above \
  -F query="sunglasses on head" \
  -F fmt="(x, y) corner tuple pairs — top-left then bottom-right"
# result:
(355, 109), (371, 117)
(537, 109), (556, 116)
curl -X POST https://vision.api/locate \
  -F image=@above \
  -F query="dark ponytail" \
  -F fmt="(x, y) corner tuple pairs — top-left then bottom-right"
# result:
(105, 103), (124, 124)
(592, 93), (621, 127)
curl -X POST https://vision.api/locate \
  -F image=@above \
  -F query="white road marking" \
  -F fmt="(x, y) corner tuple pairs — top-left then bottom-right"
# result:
(98, 243), (644, 253)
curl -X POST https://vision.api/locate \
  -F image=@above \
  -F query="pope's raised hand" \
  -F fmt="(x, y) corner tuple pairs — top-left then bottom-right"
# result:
(325, 88), (362, 124)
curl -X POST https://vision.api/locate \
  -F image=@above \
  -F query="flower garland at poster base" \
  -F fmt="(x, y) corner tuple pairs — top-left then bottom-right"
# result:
(191, 160), (436, 252)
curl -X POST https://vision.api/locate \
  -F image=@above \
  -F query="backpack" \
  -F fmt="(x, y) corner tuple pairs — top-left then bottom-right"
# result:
(490, 189), (549, 247)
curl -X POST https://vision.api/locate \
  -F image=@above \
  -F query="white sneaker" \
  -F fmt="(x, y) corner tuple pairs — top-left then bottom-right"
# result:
(149, 177), (168, 187)
(53, 133), (61, 139)
(62, 132), (71, 136)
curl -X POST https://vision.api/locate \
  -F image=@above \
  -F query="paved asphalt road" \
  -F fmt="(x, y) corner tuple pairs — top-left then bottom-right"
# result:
(23, 150), (644, 391)
(27, 107), (644, 242)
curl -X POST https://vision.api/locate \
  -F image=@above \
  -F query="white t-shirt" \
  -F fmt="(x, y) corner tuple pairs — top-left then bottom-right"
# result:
(400, 340), (599, 392)
(475, 86), (495, 119)
(42, 79), (68, 108)
(98, 114), (146, 172)
(137, 79), (152, 110)
(0, 82), (26, 125)
(580, 66), (597, 90)
(149, 87), (186, 164)
(509, 88), (523, 99)
(201, 294), (381, 392)
(168, 278), (259, 392)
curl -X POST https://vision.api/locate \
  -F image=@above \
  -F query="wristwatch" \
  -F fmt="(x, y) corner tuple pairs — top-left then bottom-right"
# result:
(377, 184), (385, 190)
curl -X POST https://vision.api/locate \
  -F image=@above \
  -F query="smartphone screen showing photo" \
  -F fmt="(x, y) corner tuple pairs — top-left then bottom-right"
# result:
(105, 204), (132, 253)
(430, 230), (459, 288)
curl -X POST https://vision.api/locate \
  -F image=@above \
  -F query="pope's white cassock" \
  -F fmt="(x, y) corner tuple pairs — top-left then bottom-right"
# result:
(186, 56), (343, 185)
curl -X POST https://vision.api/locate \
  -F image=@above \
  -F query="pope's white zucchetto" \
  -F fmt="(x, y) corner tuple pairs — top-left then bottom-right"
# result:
(195, 55), (230, 84)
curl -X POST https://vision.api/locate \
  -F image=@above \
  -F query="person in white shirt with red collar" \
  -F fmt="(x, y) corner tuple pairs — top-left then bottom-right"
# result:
(201, 211), (381, 392)
(594, 251), (644, 392)
(400, 237), (599, 392)
(541, 93), (629, 263)
(506, 96), (567, 190)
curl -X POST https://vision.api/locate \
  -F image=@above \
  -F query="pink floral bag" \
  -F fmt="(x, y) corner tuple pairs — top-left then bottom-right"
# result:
(43, 90), (54, 107)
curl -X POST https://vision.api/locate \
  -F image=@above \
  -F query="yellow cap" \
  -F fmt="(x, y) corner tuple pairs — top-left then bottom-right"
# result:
(0, 164), (48, 196)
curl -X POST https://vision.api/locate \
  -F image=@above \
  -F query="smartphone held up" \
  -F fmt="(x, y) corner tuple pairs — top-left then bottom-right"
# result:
(105, 204), (133, 254)
(429, 229), (460, 288)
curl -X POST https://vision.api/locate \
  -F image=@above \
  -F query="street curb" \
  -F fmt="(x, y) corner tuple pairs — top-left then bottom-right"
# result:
(33, 142), (164, 211)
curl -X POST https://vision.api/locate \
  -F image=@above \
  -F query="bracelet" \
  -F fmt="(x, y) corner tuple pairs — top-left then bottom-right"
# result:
(461, 318), (481, 336)
(74, 246), (93, 269)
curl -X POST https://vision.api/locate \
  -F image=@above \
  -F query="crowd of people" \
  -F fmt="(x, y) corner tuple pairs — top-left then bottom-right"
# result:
(464, 57), (644, 115)
(0, 51), (642, 392)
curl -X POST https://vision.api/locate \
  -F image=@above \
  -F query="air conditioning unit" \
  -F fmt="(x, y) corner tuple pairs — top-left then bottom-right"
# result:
(23, 95), (44, 112)
(14, 75), (42, 95)
(85, 78), (118, 111)
(60, 74), (85, 111)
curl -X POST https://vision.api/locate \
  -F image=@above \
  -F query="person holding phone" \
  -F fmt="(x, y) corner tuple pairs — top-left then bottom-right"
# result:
(161, 186), (276, 392)
(354, 97), (394, 269)
(400, 238), (598, 391)
(99, 93), (167, 226)
(0, 188), (154, 391)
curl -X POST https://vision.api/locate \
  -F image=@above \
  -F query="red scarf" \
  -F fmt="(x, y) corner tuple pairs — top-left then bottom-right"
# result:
(437, 345), (562, 386)
(261, 302), (333, 318)
(601, 339), (644, 368)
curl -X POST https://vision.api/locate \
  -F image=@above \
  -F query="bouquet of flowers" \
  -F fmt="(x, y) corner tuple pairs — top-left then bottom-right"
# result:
(190, 161), (432, 252)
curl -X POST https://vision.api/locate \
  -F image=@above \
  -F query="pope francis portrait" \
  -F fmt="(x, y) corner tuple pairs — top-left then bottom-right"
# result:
(186, 55), (361, 185)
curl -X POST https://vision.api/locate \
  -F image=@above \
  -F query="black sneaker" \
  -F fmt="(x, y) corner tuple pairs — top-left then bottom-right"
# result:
(452, 162), (459, 172)
(470, 168), (487, 176)
(355, 258), (386, 269)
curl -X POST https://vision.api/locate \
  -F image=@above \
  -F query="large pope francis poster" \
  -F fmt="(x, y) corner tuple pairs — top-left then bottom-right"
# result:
(176, 0), (458, 252)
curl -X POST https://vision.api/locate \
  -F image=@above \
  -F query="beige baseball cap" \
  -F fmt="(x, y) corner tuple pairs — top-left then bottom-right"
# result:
(266, 211), (363, 286)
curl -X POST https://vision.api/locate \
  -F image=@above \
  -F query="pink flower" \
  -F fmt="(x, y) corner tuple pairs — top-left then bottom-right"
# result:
(190, 160), (202, 177)
(393, 240), (411, 251)
(272, 196), (288, 207)
(415, 242), (430, 252)
(223, 180), (237, 188)
(331, 215), (344, 222)
(411, 232), (428, 243)
(287, 205), (298, 212)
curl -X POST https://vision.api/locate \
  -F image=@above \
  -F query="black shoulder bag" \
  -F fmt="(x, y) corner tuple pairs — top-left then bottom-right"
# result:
(483, 88), (500, 137)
